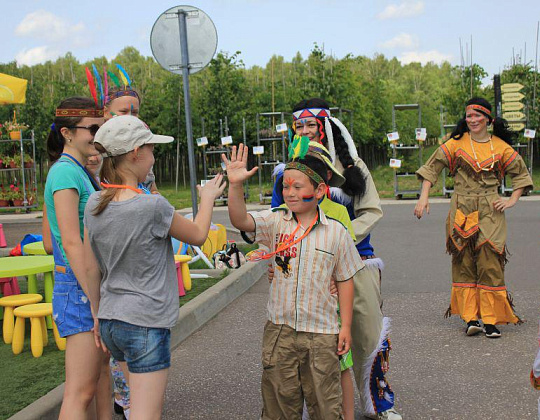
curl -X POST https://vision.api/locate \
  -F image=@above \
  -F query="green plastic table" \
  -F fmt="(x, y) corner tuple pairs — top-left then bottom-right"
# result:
(0, 256), (55, 327)
(23, 241), (47, 256)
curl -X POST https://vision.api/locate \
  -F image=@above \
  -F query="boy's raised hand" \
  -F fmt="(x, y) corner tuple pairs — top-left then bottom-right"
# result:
(221, 144), (258, 185)
(198, 173), (226, 200)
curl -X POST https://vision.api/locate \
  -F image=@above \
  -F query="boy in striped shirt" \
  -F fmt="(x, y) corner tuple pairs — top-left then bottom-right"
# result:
(223, 143), (364, 419)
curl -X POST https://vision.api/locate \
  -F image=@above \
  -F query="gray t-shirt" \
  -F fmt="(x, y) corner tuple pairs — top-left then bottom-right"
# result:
(84, 192), (178, 329)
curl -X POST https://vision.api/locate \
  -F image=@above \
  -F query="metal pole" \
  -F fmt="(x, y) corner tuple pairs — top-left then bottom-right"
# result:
(201, 117), (207, 180)
(177, 10), (198, 215)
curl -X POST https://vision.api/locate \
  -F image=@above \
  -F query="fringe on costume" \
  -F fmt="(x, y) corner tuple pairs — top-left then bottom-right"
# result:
(364, 257), (385, 271)
(361, 317), (391, 416)
(452, 156), (504, 182)
(507, 291), (524, 324)
(446, 230), (480, 264)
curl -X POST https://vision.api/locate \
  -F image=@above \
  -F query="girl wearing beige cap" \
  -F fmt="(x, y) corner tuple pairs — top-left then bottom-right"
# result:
(83, 115), (225, 419)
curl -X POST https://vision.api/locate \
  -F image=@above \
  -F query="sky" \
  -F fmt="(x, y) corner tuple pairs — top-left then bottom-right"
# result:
(1, 0), (539, 81)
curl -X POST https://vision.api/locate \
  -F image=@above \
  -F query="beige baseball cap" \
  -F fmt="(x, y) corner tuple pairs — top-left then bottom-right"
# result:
(94, 115), (173, 157)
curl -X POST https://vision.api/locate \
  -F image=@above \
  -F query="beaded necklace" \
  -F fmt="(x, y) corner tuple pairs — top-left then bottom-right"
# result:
(469, 133), (495, 171)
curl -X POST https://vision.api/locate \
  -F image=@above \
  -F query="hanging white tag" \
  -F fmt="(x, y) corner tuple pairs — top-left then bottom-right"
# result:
(389, 158), (402, 168)
(276, 123), (288, 133)
(415, 128), (427, 141)
(524, 129), (536, 139)
(196, 137), (208, 146)
(386, 132), (399, 141)
(253, 146), (264, 155)
(221, 136), (233, 145)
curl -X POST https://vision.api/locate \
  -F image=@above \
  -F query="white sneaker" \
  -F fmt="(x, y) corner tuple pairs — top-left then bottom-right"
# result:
(364, 407), (403, 420)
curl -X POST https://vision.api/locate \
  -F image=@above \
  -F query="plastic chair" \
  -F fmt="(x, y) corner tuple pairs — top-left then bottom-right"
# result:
(0, 294), (43, 344)
(175, 255), (192, 292)
(12, 303), (66, 357)
(0, 277), (21, 296)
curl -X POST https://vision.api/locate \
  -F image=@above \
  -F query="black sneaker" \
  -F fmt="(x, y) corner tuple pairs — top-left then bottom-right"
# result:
(484, 324), (501, 338)
(466, 320), (483, 336)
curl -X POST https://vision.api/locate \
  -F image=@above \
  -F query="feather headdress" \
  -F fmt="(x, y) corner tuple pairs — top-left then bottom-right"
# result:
(288, 135), (310, 160)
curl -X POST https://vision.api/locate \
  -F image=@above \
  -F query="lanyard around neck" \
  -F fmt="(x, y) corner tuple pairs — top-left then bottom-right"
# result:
(60, 153), (101, 191)
(248, 211), (319, 261)
(100, 182), (144, 194)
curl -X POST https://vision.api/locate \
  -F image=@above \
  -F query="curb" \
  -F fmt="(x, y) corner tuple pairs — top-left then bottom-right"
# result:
(7, 260), (266, 420)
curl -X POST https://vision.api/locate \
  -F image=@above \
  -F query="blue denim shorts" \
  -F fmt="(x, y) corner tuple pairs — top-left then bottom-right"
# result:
(52, 270), (94, 338)
(99, 319), (171, 374)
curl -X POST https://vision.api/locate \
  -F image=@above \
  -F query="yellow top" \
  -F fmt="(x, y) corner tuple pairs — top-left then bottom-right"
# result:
(14, 303), (52, 318)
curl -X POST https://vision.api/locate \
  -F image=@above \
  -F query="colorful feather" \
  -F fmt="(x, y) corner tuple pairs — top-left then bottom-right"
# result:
(116, 64), (131, 87)
(103, 67), (109, 103)
(107, 70), (121, 88)
(92, 64), (104, 107)
(288, 135), (310, 160)
(85, 67), (98, 108)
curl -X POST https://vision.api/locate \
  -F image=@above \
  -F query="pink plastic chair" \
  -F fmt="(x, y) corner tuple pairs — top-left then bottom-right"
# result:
(175, 262), (186, 297)
(0, 277), (21, 296)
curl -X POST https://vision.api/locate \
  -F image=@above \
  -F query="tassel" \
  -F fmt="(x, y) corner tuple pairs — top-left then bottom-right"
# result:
(324, 117), (336, 163)
(330, 116), (358, 160)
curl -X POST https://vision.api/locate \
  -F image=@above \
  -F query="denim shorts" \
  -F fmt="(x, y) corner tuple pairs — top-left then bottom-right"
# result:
(52, 271), (94, 338)
(99, 319), (171, 374)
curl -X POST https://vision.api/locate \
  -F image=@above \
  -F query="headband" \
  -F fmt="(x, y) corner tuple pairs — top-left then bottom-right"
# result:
(466, 104), (491, 117)
(106, 89), (139, 105)
(55, 108), (104, 118)
(284, 161), (325, 185)
(292, 107), (331, 121)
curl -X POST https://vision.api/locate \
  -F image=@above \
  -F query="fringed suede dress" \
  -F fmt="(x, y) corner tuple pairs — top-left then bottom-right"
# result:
(416, 133), (533, 325)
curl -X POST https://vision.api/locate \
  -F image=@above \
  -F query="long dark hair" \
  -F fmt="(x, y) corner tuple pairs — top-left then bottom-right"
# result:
(292, 98), (367, 198)
(450, 97), (516, 145)
(47, 97), (97, 162)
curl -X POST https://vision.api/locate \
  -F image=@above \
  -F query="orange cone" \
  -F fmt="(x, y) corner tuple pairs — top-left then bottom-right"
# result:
(0, 223), (6, 248)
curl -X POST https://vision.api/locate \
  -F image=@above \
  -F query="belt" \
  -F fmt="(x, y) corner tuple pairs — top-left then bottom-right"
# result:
(454, 187), (498, 196)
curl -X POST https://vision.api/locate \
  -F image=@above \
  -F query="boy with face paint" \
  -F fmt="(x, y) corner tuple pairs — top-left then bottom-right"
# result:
(223, 143), (364, 419)
(272, 99), (401, 420)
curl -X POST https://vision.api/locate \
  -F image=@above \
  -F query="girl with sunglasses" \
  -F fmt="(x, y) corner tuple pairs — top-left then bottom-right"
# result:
(415, 97), (533, 338)
(44, 96), (111, 419)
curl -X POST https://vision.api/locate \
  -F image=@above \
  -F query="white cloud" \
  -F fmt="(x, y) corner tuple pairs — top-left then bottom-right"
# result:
(15, 10), (85, 43)
(379, 33), (419, 50)
(377, 1), (425, 20)
(400, 50), (453, 65)
(15, 46), (60, 66)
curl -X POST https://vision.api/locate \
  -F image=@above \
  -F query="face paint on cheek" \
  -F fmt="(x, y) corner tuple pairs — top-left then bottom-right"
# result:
(302, 195), (315, 202)
(130, 104), (133, 115)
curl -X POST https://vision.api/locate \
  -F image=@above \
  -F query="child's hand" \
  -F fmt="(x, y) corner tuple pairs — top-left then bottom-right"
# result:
(221, 144), (258, 185)
(198, 173), (227, 201)
(268, 263), (274, 283)
(337, 327), (351, 355)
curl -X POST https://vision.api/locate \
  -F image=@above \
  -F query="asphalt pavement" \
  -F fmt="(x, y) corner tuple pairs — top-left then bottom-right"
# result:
(161, 198), (540, 419)
(3, 199), (540, 419)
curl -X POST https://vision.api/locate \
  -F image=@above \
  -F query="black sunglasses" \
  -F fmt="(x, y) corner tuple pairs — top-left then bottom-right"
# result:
(68, 124), (101, 136)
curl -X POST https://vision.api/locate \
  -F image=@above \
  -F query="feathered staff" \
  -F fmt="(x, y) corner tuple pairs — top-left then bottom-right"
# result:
(92, 64), (104, 108)
(116, 64), (131, 87)
(288, 135), (310, 160)
(85, 67), (98, 108)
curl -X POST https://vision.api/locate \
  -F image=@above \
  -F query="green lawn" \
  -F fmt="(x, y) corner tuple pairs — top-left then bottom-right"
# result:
(0, 265), (235, 418)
